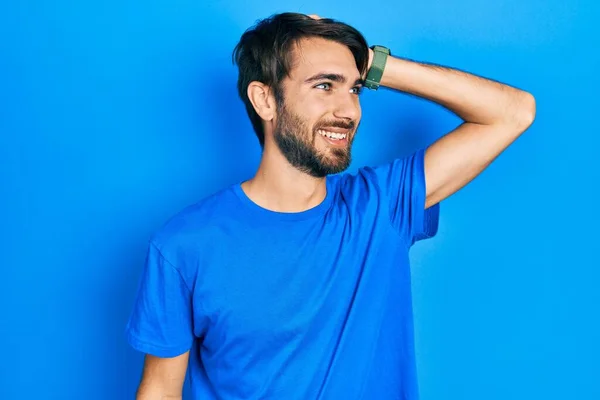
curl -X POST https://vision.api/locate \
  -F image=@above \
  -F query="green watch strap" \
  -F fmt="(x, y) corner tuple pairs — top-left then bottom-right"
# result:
(365, 45), (390, 90)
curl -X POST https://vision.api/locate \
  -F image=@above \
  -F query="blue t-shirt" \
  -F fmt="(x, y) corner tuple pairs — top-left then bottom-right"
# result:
(126, 148), (440, 399)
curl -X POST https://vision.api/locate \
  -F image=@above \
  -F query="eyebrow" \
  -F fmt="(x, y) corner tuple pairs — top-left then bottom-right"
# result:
(304, 73), (364, 86)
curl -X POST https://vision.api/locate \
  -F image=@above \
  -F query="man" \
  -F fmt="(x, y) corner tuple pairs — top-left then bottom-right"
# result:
(126, 12), (535, 400)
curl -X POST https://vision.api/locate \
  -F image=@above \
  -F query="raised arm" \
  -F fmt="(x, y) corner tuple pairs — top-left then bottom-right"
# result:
(136, 352), (189, 400)
(377, 52), (536, 208)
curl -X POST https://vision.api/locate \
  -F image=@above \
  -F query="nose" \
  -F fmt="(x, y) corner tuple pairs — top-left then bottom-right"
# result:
(332, 92), (360, 122)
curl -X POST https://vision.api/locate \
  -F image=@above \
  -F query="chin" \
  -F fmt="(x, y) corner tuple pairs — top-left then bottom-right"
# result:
(323, 159), (351, 175)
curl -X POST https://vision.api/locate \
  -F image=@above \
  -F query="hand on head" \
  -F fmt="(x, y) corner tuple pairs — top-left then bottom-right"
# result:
(305, 14), (373, 70)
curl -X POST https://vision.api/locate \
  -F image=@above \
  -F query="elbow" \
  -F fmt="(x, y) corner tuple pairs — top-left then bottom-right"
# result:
(516, 91), (537, 131)
(496, 91), (536, 133)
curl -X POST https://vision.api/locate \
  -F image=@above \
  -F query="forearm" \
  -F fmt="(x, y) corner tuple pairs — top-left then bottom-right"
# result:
(379, 55), (535, 126)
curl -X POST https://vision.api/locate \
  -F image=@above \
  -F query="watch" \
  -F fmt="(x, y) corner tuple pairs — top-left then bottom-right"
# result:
(364, 45), (390, 90)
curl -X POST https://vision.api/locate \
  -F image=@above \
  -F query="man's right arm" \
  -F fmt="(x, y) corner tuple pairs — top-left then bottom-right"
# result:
(136, 351), (190, 400)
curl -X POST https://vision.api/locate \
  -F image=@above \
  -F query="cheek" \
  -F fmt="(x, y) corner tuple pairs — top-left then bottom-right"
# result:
(308, 98), (333, 121)
(295, 102), (324, 132)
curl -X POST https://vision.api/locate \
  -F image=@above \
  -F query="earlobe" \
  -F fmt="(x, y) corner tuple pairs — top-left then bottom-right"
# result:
(247, 82), (275, 121)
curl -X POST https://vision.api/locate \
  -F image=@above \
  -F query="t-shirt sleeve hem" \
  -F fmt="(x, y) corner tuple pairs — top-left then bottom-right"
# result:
(126, 330), (192, 358)
(412, 147), (441, 244)
(415, 203), (440, 242)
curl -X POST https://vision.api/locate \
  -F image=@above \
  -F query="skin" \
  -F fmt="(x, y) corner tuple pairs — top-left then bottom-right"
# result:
(271, 89), (358, 178)
(136, 15), (536, 398)
(136, 353), (188, 399)
(241, 36), (365, 212)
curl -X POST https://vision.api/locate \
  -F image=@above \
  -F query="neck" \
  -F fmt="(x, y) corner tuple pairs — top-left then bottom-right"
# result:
(241, 141), (327, 213)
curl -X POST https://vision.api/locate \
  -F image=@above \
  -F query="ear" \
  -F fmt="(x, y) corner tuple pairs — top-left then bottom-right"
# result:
(247, 81), (276, 122)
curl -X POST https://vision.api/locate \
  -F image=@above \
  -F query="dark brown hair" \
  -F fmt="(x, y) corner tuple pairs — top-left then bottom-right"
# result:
(232, 12), (369, 147)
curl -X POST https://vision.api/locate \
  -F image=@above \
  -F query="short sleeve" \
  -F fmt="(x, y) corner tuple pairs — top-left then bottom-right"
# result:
(125, 241), (194, 357)
(373, 147), (440, 245)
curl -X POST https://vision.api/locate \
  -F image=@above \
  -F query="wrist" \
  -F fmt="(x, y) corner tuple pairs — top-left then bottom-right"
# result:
(367, 47), (374, 71)
(364, 45), (390, 90)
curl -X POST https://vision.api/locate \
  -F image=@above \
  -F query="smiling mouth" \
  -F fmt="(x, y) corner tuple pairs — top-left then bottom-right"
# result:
(316, 129), (349, 141)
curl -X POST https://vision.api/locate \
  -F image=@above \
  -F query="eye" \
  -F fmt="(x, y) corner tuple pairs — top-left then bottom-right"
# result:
(314, 82), (331, 91)
(351, 86), (363, 95)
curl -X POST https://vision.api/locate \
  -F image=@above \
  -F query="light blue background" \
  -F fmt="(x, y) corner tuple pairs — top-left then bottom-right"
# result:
(1, 0), (598, 399)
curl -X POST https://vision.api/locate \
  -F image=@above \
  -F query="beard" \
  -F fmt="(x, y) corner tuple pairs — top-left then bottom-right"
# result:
(273, 102), (355, 178)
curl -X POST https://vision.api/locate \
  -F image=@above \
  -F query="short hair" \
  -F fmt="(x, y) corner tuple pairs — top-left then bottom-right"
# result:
(232, 12), (369, 147)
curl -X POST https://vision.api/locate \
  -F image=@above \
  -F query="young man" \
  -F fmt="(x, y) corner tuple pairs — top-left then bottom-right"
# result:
(126, 12), (535, 400)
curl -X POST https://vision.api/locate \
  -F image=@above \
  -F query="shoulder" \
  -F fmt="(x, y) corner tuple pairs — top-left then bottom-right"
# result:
(149, 184), (240, 264)
(332, 149), (426, 209)
(328, 165), (386, 214)
(337, 149), (425, 193)
(333, 161), (391, 198)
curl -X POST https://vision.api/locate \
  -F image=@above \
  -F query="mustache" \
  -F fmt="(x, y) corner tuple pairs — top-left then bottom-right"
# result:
(315, 120), (355, 130)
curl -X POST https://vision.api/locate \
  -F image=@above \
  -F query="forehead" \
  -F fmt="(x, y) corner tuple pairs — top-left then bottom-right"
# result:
(288, 37), (360, 81)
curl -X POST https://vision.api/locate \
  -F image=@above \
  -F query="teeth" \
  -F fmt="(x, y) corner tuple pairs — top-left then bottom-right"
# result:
(317, 129), (347, 140)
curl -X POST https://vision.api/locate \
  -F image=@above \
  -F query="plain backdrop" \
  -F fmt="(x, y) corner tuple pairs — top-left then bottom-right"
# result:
(1, 0), (598, 399)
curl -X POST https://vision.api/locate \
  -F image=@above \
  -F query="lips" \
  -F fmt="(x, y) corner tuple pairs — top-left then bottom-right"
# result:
(318, 126), (351, 134)
(314, 121), (354, 146)
(316, 129), (349, 147)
